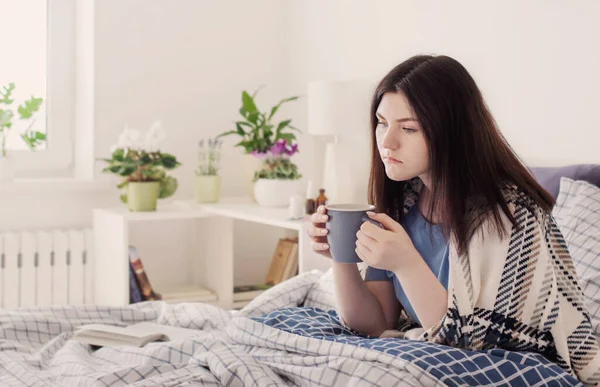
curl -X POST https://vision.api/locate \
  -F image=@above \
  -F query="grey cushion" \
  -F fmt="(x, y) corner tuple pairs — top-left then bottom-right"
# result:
(530, 164), (600, 199)
(553, 177), (600, 338)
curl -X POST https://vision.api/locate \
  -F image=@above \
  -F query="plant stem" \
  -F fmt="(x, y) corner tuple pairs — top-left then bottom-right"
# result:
(1, 134), (5, 158)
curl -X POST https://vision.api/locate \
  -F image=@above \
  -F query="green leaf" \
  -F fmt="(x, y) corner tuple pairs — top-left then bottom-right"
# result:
(216, 130), (238, 138)
(236, 123), (245, 136)
(268, 96), (299, 121)
(236, 121), (253, 129)
(158, 176), (178, 199)
(17, 96), (43, 119)
(279, 133), (296, 142)
(20, 132), (46, 150)
(161, 154), (180, 169)
(251, 86), (264, 99)
(0, 83), (15, 105)
(241, 91), (257, 114)
(118, 166), (136, 176)
(276, 119), (292, 134)
(288, 125), (302, 133)
(112, 148), (125, 161)
(247, 112), (259, 125)
(0, 109), (13, 127)
(117, 180), (129, 189)
(120, 193), (128, 204)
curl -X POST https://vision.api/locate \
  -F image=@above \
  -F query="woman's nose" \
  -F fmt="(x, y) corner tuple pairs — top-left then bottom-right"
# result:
(381, 129), (399, 150)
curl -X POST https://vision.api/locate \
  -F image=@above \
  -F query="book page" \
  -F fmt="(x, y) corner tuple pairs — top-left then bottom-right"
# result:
(76, 324), (152, 339)
(126, 322), (200, 342)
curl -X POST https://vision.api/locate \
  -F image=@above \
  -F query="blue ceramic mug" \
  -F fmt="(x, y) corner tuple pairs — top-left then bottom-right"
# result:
(325, 204), (383, 263)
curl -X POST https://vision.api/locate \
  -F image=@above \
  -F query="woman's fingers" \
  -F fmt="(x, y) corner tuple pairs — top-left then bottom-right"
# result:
(307, 226), (328, 237)
(312, 241), (330, 251)
(310, 211), (328, 225)
(356, 230), (377, 251)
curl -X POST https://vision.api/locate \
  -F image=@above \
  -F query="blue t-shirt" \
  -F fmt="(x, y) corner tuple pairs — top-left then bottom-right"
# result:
(364, 206), (449, 326)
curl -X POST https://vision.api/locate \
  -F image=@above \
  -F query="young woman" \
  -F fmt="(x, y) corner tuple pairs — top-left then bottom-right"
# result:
(307, 55), (599, 383)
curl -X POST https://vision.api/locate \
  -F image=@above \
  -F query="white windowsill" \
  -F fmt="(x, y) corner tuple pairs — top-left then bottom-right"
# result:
(0, 178), (112, 195)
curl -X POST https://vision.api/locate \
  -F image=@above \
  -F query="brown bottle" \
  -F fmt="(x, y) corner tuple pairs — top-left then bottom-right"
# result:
(315, 189), (327, 208)
(305, 180), (317, 215)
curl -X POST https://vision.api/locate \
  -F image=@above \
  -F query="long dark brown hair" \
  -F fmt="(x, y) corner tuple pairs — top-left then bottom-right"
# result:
(368, 55), (554, 256)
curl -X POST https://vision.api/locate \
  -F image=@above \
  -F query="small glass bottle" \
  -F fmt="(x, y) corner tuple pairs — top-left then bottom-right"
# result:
(305, 180), (316, 215)
(315, 189), (328, 208)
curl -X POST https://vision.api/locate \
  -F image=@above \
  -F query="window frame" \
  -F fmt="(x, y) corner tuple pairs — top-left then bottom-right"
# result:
(13, 0), (75, 178)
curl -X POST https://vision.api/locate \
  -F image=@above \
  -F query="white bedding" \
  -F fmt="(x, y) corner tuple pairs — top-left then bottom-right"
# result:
(0, 271), (439, 386)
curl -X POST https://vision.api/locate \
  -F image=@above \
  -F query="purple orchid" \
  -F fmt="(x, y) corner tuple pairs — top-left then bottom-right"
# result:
(269, 140), (287, 156)
(268, 140), (299, 158)
(285, 143), (298, 156)
(251, 150), (268, 160)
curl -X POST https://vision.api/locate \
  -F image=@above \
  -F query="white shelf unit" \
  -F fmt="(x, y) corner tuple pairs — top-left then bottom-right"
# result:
(93, 197), (331, 309)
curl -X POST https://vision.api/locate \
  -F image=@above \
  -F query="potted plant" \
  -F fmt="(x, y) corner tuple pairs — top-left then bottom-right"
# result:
(100, 121), (181, 212)
(216, 87), (300, 198)
(195, 137), (222, 203)
(252, 139), (303, 207)
(0, 82), (46, 181)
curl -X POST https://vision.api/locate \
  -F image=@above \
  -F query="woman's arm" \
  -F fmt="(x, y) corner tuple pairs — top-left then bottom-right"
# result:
(333, 262), (400, 336)
(391, 250), (447, 330)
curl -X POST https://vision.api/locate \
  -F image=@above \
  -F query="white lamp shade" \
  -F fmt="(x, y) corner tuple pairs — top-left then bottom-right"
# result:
(307, 81), (374, 137)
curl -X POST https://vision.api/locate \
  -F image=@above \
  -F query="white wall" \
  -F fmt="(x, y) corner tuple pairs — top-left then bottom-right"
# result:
(286, 0), (600, 172)
(1, 0), (599, 291)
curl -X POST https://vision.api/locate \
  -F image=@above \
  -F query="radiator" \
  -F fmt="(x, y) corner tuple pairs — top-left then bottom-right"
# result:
(0, 229), (94, 308)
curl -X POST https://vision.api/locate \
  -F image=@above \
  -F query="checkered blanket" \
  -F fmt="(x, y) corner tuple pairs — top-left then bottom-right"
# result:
(0, 270), (582, 386)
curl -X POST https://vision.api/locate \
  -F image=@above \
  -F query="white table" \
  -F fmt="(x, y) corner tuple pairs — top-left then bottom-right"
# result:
(93, 197), (330, 308)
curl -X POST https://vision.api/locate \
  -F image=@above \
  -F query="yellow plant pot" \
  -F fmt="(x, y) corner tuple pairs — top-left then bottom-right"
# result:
(195, 175), (221, 203)
(127, 181), (160, 211)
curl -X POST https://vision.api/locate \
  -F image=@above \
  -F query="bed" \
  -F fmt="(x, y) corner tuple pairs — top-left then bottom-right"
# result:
(1, 165), (599, 386)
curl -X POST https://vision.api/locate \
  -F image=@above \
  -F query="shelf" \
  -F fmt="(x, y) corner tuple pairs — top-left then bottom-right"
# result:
(160, 284), (217, 300)
(198, 197), (306, 231)
(93, 197), (306, 230)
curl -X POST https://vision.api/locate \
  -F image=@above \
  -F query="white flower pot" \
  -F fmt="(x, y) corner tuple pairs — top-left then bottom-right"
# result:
(242, 153), (263, 201)
(0, 155), (15, 182)
(253, 178), (303, 207)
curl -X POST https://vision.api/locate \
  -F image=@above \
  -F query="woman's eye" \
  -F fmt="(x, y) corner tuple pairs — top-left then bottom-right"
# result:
(403, 127), (416, 133)
(376, 121), (387, 127)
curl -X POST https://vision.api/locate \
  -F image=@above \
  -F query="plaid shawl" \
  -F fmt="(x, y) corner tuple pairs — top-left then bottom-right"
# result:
(395, 179), (600, 385)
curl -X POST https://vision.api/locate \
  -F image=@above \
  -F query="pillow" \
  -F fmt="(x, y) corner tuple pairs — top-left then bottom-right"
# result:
(530, 164), (600, 199)
(553, 177), (600, 338)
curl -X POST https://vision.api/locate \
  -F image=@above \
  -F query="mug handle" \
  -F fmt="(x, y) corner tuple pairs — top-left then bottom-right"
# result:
(361, 215), (384, 229)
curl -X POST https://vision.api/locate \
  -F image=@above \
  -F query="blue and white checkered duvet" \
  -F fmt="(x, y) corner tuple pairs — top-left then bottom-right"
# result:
(253, 307), (582, 386)
(0, 270), (583, 386)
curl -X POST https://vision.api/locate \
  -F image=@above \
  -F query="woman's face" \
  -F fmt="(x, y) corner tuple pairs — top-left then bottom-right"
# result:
(375, 92), (430, 183)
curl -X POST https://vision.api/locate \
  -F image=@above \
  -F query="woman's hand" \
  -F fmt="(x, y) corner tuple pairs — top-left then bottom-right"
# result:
(355, 211), (419, 272)
(307, 205), (331, 259)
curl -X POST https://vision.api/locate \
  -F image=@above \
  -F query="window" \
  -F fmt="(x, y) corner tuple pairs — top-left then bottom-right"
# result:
(0, 0), (75, 177)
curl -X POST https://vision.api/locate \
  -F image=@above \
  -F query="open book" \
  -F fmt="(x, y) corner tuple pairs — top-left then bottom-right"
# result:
(73, 322), (200, 348)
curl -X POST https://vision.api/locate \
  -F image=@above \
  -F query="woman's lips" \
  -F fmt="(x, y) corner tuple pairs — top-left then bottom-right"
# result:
(384, 157), (402, 164)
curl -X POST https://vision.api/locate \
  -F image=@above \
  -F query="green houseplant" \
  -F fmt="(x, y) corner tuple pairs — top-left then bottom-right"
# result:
(195, 137), (222, 203)
(216, 87), (300, 153)
(252, 139), (303, 207)
(216, 87), (301, 199)
(0, 82), (46, 180)
(100, 121), (181, 211)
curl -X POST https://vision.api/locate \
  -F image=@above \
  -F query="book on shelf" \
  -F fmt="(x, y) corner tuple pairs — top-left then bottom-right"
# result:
(129, 260), (143, 304)
(73, 322), (199, 348)
(129, 246), (162, 301)
(264, 238), (299, 286)
(160, 284), (217, 304)
(233, 284), (272, 302)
